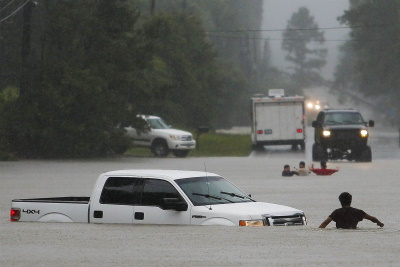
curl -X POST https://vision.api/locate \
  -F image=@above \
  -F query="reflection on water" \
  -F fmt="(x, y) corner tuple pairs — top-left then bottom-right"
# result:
(370, 130), (400, 159)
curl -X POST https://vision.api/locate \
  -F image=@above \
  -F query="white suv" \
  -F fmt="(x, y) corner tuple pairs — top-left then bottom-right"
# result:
(125, 115), (196, 157)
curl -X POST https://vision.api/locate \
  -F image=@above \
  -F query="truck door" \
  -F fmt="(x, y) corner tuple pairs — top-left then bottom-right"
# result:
(279, 102), (304, 140)
(133, 178), (191, 225)
(90, 177), (142, 224)
(255, 102), (280, 142)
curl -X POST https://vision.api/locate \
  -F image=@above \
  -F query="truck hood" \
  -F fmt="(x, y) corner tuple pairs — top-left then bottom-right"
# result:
(324, 124), (367, 130)
(152, 128), (192, 136)
(196, 201), (304, 218)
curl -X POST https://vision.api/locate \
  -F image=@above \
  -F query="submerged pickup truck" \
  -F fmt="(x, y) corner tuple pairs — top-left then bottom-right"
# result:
(11, 170), (306, 226)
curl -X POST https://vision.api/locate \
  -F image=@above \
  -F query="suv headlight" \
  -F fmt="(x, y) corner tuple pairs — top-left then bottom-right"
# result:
(360, 129), (368, 137)
(322, 130), (331, 137)
(169, 135), (182, 140)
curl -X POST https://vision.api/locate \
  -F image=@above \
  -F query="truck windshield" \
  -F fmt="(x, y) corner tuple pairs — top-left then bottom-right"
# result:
(324, 112), (365, 125)
(146, 118), (170, 129)
(175, 176), (253, 206)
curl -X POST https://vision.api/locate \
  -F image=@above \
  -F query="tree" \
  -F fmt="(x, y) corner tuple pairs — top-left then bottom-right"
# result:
(0, 0), (146, 158)
(138, 13), (221, 128)
(338, 0), (400, 120)
(282, 7), (327, 90)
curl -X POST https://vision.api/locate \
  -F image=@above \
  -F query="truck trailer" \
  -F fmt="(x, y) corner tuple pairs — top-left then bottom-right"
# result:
(251, 89), (306, 150)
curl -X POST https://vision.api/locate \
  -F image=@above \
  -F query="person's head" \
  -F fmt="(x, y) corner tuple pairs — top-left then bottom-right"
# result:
(299, 161), (305, 168)
(284, 164), (290, 170)
(320, 160), (327, 169)
(339, 192), (352, 207)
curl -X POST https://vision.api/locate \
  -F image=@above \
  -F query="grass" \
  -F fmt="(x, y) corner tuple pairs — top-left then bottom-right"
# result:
(125, 133), (252, 157)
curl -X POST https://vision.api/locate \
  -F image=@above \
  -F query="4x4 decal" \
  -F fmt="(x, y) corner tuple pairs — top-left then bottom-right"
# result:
(23, 209), (40, 215)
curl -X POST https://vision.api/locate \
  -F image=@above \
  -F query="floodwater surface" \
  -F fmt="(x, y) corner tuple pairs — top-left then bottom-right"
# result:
(1, 127), (399, 266)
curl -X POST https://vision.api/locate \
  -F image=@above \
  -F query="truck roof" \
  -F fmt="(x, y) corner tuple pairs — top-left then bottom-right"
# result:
(138, 114), (161, 120)
(102, 169), (219, 181)
(323, 108), (358, 113)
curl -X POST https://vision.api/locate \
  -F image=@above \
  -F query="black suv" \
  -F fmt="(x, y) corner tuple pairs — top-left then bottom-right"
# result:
(311, 109), (374, 162)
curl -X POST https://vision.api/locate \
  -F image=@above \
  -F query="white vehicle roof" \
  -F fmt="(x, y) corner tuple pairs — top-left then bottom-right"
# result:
(138, 114), (161, 120)
(102, 169), (219, 181)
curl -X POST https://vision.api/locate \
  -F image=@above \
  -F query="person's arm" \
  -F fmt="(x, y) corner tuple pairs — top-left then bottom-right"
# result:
(319, 217), (333, 228)
(364, 213), (384, 227)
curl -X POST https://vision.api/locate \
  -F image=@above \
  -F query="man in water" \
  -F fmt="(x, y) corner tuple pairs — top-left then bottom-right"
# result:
(319, 192), (384, 229)
(297, 161), (311, 176)
(282, 164), (298, 177)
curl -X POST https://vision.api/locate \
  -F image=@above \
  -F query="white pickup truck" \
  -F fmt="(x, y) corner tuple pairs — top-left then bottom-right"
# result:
(125, 115), (196, 157)
(10, 169), (307, 226)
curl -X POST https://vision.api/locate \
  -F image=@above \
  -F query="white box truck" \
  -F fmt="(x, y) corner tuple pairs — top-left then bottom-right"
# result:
(251, 89), (306, 150)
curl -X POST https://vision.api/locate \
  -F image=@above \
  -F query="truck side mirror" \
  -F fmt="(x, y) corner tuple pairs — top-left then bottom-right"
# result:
(162, 198), (188, 211)
(368, 120), (374, 127)
(312, 121), (319, 128)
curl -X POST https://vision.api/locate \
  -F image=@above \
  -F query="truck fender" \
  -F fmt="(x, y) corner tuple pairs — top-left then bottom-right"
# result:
(38, 213), (74, 223)
(200, 217), (235, 226)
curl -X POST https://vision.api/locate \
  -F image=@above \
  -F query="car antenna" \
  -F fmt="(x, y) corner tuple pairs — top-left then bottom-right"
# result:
(204, 162), (212, 210)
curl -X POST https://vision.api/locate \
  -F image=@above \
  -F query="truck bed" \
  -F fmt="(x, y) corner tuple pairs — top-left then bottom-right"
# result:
(11, 197), (90, 223)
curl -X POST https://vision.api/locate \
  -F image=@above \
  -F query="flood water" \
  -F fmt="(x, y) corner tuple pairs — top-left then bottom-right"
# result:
(1, 126), (399, 266)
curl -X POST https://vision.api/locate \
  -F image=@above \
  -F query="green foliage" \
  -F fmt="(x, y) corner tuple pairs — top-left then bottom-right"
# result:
(0, 0), (143, 158)
(136, 13), (220, 128)
(192, 133), (252, 157)
(281, 7), (327, 89)
(0, 0), (262, 159)
(337, 0), (400, 114)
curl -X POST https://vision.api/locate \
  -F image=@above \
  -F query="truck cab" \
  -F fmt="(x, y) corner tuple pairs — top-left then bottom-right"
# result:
(89, 170), (307, 226)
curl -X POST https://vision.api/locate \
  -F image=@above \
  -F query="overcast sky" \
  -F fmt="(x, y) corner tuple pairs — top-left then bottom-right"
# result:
(262, 0), (350, 80)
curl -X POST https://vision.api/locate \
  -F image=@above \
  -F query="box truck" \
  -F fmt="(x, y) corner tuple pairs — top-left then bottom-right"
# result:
(251, 89), (306, 150)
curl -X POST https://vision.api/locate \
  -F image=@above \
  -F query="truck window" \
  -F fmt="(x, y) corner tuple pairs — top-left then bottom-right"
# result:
(146, 118), (170, 129)
(140, 179), (182, 207)
(100, 177), (142, 205)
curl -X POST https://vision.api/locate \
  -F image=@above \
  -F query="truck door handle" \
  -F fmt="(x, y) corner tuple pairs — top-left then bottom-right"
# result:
(134, 212), (144, 220)
(93, 210), (103, 218)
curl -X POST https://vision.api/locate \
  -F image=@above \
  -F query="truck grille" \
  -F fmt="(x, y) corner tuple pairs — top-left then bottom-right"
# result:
(266, 214), (306, 226)
(332, 129), (359, 140)
(181, 136), (192, 141)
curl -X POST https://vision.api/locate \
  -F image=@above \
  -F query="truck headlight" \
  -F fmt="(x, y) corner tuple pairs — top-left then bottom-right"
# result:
(322, 130), (331, 137)
(239, 220), (264, 226)
(360, 130), (368, 137)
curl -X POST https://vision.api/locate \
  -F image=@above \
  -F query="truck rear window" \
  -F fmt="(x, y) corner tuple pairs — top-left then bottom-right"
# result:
(100, 177), (141, 205)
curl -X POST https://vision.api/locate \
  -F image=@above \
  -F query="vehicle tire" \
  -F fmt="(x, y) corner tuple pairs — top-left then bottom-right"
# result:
(312, 143), (326, 161)
(151, 141), (169, 157)
(252, 144), (265, 151)
(173, 150), (190, 158)
(358, 146), (372, 162)
(300, 141), (305, 151)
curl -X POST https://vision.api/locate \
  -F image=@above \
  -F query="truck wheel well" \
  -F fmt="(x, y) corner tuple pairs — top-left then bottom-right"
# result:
(38, 213), (74, 222)
(151, 138), (169, 157)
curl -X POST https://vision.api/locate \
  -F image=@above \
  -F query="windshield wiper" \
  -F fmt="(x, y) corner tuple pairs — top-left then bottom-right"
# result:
(192, 192), (234, 203)
(220, 191), (255, 202)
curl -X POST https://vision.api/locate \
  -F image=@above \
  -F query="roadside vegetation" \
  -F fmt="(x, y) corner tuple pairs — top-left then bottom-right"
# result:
(126, 133), (252, 157)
